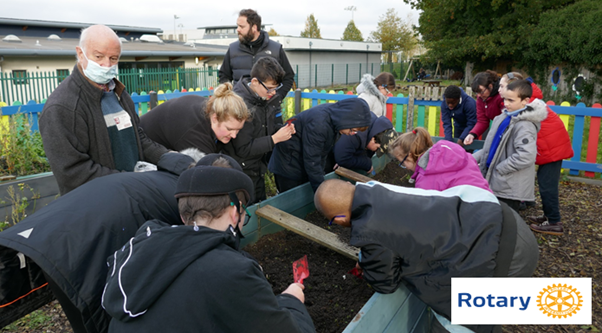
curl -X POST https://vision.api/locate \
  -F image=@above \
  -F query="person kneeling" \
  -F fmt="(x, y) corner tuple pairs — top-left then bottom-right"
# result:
(315, 179), (538, 333)
(103, 154), (315, 333)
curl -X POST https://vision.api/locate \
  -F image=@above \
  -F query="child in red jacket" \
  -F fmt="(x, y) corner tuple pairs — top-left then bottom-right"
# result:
(500, 72), (574, 236)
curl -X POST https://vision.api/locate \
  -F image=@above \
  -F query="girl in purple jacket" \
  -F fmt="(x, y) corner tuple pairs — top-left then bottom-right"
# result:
(389, 127), (492, 193)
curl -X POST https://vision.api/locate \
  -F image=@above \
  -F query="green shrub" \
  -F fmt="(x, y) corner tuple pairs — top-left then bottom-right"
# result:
(0, 113), (51, 177)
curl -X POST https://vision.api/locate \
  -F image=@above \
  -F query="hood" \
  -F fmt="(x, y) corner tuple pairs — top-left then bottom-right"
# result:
(328, 98), (372, 131)
(102, 220), (237, 322)
(358, 73), (388, 105)
(416, 141), (472, 176)
(368, 116), (396, 157)
(513, 99), (548, 127)
(234, 77), (267, 108)
(529, 82), (543, 102)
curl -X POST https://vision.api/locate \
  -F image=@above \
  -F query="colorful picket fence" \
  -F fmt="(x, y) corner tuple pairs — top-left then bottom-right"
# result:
(1, 88), (601, 178)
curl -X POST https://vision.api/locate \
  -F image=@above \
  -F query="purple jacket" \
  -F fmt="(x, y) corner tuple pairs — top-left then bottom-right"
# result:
(412, 141), (492, 193)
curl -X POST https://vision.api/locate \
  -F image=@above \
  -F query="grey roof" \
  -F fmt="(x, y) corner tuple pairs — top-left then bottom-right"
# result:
(0, 35), (228, 57)
(0, 17), (161, 34)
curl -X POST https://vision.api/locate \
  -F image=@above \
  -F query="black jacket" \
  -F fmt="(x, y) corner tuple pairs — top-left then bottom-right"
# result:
(268, 98), (372, 192)
(334, 114), (393, 171)
(139, 94), (223, 154)
(39, 64), (169, 194)
(0, 154), (193, 333)
(223, 79), (279, 178)
(103, 220), (315, 333)
(349, 181), (538, 324)
(218, 31), (295, 102)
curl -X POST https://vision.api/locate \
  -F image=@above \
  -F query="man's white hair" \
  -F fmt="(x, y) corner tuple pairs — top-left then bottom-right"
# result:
(77, 25), (122, 61)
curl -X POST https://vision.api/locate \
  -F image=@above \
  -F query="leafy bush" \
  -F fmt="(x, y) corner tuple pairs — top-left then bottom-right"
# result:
(0, 113), (51, 177)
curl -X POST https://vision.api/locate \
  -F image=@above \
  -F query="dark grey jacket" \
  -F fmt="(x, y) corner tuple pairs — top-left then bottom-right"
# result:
(218, 31), (295, 102)
(349, 181), (538, 326)
(39, 64), (169, 194)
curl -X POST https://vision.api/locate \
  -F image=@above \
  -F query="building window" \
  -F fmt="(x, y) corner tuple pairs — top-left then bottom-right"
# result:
(57, 69), (70, 83)
(12, 70), (27, 85)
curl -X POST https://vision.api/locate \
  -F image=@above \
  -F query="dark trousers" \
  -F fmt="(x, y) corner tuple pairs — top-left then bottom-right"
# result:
(537, 160), (562, 223)
(274, 174), (306, 193)
(498, 197), (520, 213)
(43, 272), (88, 333)
(249, 174), (266, 205)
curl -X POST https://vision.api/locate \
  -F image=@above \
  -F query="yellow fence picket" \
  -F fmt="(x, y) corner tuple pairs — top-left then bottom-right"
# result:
(302, 89), (310, 111)
(0, 101), (8, 136)
(428, 106), (438, 136)
(560, 101), (571, 130)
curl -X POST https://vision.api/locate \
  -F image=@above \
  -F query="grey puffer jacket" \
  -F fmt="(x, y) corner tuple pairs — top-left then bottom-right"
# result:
(473, 99), (548, 201)
(356, 74), (388, 117)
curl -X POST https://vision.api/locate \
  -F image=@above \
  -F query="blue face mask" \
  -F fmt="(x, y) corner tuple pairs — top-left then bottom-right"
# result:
(81, 49), (118, 84)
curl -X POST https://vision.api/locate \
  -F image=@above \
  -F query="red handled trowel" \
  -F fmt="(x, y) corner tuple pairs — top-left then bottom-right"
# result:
(293, 255), (309, 284)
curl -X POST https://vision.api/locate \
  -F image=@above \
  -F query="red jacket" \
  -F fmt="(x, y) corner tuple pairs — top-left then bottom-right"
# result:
(470, 91), (504, 138)
(529, 83), (574, 165)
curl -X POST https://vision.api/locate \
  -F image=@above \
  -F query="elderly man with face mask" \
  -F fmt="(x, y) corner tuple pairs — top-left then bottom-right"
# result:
(39, 24), (170, 195)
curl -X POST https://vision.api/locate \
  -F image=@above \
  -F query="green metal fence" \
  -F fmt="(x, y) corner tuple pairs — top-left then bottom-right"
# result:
(0, 71), (69, 106)
(0, 67), (220, 105)
(294, 63), (381, 89)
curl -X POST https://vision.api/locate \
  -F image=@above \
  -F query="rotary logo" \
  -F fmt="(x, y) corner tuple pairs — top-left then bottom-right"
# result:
(537, 284), (583, 318)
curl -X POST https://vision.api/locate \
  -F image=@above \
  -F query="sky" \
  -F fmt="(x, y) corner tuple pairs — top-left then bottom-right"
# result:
(4, 0), (420, 40)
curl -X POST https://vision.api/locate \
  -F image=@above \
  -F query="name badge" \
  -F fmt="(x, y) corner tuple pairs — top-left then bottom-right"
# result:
(114, 113), (132, 131)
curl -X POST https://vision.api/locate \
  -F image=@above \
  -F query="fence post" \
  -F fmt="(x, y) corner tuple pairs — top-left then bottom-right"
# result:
(331, 64), (334, 86)
(149, 91), (158, 109)
(346, 64), (349, 85)
(314, 64), (318, 88)
(406, 86), (415, 132)
(294, 89), (302, 115)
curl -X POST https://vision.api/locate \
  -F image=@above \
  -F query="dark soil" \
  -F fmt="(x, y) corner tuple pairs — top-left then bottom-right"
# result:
(244, 230), (374, 333)
(3, 161), (601, 332)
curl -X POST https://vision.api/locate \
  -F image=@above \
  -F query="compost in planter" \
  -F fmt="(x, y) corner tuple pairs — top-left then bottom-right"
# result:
(244, 230), (373, 333)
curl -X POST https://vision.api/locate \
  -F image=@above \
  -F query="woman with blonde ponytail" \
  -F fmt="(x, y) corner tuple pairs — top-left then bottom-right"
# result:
(389, 127), (491, 192)
(140, 82), (250, 154)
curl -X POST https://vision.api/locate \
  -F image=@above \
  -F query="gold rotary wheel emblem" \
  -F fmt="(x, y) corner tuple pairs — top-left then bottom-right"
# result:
(537, 284), (583, 318)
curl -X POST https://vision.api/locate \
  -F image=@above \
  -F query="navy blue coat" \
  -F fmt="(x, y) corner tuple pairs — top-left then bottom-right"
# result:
(268, 98), (372, 192)
(440, 88), (477, 141)
(334, 114), (393, 172)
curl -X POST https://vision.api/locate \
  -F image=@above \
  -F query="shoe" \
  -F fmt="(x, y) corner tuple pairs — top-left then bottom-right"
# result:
(528, 216), (548, 224)
(530, 221), (563, 236)
(519, 201), (536, 210)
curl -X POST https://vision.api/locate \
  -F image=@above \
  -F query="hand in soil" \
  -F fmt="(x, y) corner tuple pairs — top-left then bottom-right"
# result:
(282, 283), (305, 303)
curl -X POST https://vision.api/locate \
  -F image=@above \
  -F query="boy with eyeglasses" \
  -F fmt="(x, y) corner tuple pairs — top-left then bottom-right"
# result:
(224, 57), (296, 203)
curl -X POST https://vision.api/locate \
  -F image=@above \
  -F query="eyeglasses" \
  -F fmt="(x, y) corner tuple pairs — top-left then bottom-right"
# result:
(257, 79), (283, 93)
(398, 154), (409, 169)
(242, 204), (252, 226)
(381, 85), (391, 95)
(329, 215), (346, 226)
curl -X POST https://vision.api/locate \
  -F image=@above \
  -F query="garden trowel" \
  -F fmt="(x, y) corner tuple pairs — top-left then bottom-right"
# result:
(293, 255), (309, 284)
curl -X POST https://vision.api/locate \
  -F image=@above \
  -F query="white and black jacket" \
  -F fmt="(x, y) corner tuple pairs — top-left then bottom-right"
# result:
(102, 220), (315, 333)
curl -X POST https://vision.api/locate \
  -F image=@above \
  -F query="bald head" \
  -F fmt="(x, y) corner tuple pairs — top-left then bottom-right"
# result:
(314, 179), (355, 226)
(79, 25), (121, 50)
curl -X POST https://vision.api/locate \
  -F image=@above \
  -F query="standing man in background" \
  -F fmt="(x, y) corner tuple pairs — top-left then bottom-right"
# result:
(219, 9), (295, 122)
(39, 25), (170, 194)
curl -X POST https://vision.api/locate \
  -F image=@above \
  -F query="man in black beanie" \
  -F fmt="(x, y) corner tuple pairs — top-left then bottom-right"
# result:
(102, 154), (316, 333)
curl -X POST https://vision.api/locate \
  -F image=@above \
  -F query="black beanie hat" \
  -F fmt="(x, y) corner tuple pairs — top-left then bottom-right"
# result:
(175, 154), (254, 205)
